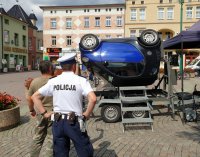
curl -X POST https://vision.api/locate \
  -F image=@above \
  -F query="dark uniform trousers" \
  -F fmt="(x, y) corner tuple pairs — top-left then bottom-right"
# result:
(52, 117), (93, 157)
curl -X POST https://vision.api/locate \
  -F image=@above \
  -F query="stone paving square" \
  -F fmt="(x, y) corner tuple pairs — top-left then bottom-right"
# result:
(1, 71), (200, 157)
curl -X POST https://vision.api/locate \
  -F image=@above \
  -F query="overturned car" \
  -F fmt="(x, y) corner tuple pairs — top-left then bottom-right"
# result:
(79, 29), (161, 87)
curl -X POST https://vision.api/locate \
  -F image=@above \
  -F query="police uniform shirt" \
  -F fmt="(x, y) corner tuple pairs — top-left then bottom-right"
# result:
(38, 71), (93, 116)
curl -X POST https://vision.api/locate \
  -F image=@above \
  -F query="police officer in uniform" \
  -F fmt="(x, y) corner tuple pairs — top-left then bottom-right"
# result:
(32, 53), (97, 157)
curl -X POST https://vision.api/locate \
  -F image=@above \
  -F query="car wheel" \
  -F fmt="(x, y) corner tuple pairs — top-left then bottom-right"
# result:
(139, 29), (160, 46)
(101, 105), (121, 123)
(80, 34), (99, 50)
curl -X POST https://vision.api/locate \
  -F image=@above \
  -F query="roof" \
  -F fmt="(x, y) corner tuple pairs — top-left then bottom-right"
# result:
(7, 5), (37, 30)
(0, 8), (8, 15)
(29, 13), (37, 20)
(40, 0), (125, 9)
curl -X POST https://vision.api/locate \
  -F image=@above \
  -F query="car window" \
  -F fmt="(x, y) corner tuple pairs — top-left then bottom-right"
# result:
(106, 62), (144, 77)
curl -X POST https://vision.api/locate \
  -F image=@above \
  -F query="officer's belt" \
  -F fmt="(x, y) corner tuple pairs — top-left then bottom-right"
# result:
(53, 112), (79, 122)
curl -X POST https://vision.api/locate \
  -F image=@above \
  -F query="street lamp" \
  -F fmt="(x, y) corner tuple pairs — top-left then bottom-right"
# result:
(179, 0), (184, 93)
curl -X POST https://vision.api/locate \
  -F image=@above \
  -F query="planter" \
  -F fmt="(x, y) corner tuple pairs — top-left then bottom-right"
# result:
(0, 105), (20, 131)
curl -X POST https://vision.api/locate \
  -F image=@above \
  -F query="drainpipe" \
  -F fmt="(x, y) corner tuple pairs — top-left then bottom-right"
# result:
(1, 14), (3, 72)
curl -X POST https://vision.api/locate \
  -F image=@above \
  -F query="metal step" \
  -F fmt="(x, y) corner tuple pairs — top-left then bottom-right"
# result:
(119, 86), (147, 90)
(121, 107), (151, 112)
(120, 97), (149, 103)
(122, 118), (153, 124)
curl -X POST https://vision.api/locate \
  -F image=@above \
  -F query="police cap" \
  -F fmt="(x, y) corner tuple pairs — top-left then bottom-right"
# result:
(57, 53), (76, 65)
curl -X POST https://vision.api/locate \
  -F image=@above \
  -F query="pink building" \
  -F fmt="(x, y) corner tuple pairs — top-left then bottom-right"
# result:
(40, 3), (125, 63)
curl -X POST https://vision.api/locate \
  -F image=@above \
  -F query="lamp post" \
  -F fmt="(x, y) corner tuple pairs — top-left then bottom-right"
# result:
(179, 0), (184, 93)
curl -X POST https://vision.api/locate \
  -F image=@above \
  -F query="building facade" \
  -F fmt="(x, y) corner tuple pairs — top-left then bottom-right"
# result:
(125, 0), (200, 65)
(0, 8), (28, 72)
(36, 30), (43, 69)
(41, 3), (125, 63)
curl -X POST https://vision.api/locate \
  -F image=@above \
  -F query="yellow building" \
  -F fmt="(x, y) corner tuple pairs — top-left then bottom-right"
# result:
(125, 0), (200, 64)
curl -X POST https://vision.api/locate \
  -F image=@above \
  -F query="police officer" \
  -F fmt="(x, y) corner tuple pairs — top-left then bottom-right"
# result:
(32, 53), (97, 157)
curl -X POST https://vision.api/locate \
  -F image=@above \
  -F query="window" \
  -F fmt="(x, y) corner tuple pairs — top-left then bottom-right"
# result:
(139, 8), (145, 20)
(167, 7), (174, 19)
(188, 0), (191, 2)
(51, 36), (56, 46)
(139, 30), (144, 36)
(106, 17), (111, 27)
(50, 11), (53, 13)
(132, 1), (135, 5)
(3, 30), (9, 43)
(158, 8), (164, 20)
(66, 18), (72, 28)
(141, 1), (144, 4)
(95, 17), (100, 27)
(23, 25), (26, 30)
(28, 38), (32, 50)
(66, 36), (72, 46)
(116, 16), (123, 26)
(160, 0), (163, 3)
(37, 40), (41, 49)
(84, 9), (89, 12)
(23, 35), (26, 47)
(106, 35), (111, 39)
(196, 7), (200, 18)
(84, 17), (90, 28)
(169, 0), (172, 3)
(131, 9), (137, 20)
(117, 35), (122, 38)
(14, 33), (19, 46)
(186, 7), (193, 19)
(130, 30), (136, 37)
(50, 18), (57, 29)
(4, 19), (9, 25)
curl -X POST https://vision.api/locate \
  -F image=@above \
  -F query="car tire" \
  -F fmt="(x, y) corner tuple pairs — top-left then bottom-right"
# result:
(139, 29), (160, 46)
(80, 34), (99, 50)
(101, 105), (121, 123)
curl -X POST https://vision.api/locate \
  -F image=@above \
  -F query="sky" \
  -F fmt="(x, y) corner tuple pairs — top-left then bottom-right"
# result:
(0, 0), (125, 30)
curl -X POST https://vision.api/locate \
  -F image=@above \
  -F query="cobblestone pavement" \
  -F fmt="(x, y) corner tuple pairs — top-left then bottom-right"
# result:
(1, 71), (200, 157)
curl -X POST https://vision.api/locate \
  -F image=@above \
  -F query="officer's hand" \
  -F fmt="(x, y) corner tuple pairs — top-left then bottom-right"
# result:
(30, 110), (36, 117)
(24, 77), (33, 89)
(44, 111), (53, 119)
(82, 112), (90, 120)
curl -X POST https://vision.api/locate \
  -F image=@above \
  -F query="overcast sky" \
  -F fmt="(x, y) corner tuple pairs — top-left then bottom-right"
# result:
(1, 0), (124, 30)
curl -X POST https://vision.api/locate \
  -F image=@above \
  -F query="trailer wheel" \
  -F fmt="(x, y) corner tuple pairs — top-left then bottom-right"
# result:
(101, 105), (121, 123)
(131, 111), (148, 118)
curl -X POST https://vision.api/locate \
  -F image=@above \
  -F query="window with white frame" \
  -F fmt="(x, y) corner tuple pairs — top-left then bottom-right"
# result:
(139, 8), (145, 20)
(158, 8), (164, 20)
(84, 17), (90, 28)
(66, 18), (72, 28)
(196, 6), (200, 18)
(117, 35), (123, 38)
(66, 36), (72, 46)
(3, 30), (9, 43)
(130, 30), (136, 37)
(106, 17), (111, 27)
(106, 35), (111, 39)
(50, 18), (57, 29)
(131, 8), (137, 20)
(95, 17), (100, 27)
(186, 7), (193, 19)
(167, 7), (174, 19)
(51, 36), (56, 46)
(116, 16), (123, 26)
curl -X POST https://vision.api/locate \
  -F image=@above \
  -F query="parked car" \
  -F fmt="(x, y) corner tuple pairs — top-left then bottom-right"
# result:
(79, 29), (162, 87)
